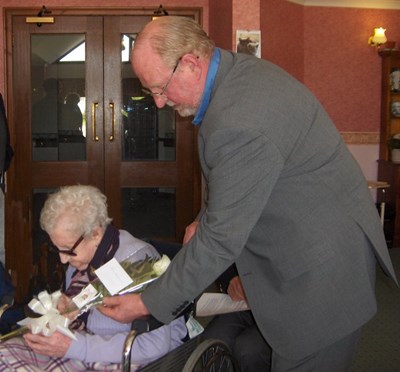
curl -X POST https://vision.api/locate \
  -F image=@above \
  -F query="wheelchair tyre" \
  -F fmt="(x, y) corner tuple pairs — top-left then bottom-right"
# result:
(182, 338), (240, 372)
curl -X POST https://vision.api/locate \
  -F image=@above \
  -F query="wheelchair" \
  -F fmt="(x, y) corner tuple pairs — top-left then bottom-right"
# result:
(122, 316), (240, 372)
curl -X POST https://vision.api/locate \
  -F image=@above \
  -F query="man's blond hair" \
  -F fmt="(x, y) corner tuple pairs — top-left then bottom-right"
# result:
(134, 16), (215, 68)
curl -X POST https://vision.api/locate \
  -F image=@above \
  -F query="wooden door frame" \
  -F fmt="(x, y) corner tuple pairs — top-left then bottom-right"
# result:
(5, 7), (202, 302)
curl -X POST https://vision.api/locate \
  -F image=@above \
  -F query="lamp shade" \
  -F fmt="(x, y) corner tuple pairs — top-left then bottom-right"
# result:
(372, 27), (387, 45)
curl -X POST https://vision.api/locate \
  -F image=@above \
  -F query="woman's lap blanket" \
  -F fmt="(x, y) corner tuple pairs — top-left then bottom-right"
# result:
(0, 337), (140, 371)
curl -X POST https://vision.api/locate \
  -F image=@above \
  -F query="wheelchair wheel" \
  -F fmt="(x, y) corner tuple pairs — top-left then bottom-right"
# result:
(182, 338), (240, 372)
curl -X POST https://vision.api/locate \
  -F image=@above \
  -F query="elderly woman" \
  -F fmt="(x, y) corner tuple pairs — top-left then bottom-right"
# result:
(0, 185), (187, 371)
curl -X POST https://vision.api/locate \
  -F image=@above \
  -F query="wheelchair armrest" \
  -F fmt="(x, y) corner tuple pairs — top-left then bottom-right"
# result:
(122, 304), (195, 371)
(122, 315), (165, 372)
(122, 328), (139, 372)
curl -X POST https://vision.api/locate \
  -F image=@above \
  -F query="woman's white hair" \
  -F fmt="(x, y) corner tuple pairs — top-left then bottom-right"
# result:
(40, 184), (112, 237)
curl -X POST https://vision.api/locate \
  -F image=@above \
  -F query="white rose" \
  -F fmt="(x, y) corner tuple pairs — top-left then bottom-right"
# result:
(153, 255), (171, 276)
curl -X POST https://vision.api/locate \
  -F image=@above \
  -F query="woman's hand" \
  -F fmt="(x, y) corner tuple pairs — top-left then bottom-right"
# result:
(56, 293), (71, 313)
(56, 293), (79, 320)
(23, 331), (72, 358)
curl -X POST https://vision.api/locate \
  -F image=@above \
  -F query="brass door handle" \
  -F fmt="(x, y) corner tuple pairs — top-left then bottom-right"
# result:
(91, 102), (99, 141)
(109, 102), (115, 142)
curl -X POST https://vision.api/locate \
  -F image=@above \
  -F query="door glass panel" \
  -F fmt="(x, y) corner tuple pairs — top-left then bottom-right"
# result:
(31, 34), (86, 161)
(121, 34), (176, 161)
(121, 187), (176, 238)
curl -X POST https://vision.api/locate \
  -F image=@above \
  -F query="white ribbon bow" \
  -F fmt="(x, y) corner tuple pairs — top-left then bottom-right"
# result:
(17, 290), (77, 340)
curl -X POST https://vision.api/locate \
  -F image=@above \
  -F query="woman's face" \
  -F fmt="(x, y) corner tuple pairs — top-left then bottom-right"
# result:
(49, 224), (102, 271)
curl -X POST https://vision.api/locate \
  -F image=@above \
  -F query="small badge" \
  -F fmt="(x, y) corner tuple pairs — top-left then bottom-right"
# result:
(186, 314), (204, 339)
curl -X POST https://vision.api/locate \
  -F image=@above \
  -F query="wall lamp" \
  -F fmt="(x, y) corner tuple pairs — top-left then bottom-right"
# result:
(368, 27), (387, 47)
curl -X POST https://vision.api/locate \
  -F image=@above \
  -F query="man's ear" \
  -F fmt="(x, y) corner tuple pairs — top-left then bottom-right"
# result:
(180, 53), (202, 77)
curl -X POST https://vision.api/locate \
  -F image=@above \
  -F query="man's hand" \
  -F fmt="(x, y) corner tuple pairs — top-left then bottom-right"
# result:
(23, 331), (71, 357)
(98, 293), (149, 323)
(227, 276), (247, 302)
(183, 221), (199, 244)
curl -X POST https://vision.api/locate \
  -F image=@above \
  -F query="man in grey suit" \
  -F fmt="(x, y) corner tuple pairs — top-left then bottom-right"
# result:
(100, 16), (397, 371)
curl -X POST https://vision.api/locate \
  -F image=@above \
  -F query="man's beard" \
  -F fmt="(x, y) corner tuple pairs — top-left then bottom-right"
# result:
(166, 101), (197, 118)
(176, 106), (197, 117)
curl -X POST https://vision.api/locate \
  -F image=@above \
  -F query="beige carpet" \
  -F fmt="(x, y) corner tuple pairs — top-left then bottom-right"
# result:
(351, 248), (400, 372)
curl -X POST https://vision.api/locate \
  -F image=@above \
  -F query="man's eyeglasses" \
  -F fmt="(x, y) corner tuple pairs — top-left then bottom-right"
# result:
(142, 59), (180, 97)
(48, 235), (84, 257)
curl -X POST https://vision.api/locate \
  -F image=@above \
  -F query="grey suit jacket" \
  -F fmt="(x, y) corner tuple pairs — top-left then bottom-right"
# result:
(142, 49), (397, 359)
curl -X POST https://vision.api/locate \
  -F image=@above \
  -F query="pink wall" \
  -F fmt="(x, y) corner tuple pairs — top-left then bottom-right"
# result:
(304, 7), (400, 133)
(209, 0), (232, 50)
(258, 1), (400, 133)
(260, 0), (305, 82)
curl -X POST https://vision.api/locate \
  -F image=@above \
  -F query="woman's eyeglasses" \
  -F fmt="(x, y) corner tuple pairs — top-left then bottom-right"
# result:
(48, 235), (84, 257)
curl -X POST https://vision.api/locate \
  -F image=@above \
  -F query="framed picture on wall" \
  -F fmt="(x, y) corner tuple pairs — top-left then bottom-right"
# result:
(236, 30), (261, 58)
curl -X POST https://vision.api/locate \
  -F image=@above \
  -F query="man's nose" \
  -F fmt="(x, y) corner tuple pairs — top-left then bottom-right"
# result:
(153, 95), (167, 108)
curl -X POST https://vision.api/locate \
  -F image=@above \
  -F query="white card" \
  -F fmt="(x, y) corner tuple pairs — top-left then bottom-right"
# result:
(72, 283), (98, 309)
(95, 258), (133, 295)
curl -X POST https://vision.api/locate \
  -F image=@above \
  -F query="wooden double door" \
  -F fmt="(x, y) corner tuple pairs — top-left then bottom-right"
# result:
(5, 9), (201, 301)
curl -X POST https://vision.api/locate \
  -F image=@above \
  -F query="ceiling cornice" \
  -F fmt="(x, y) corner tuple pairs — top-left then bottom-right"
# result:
(286, 0), (400, 9)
